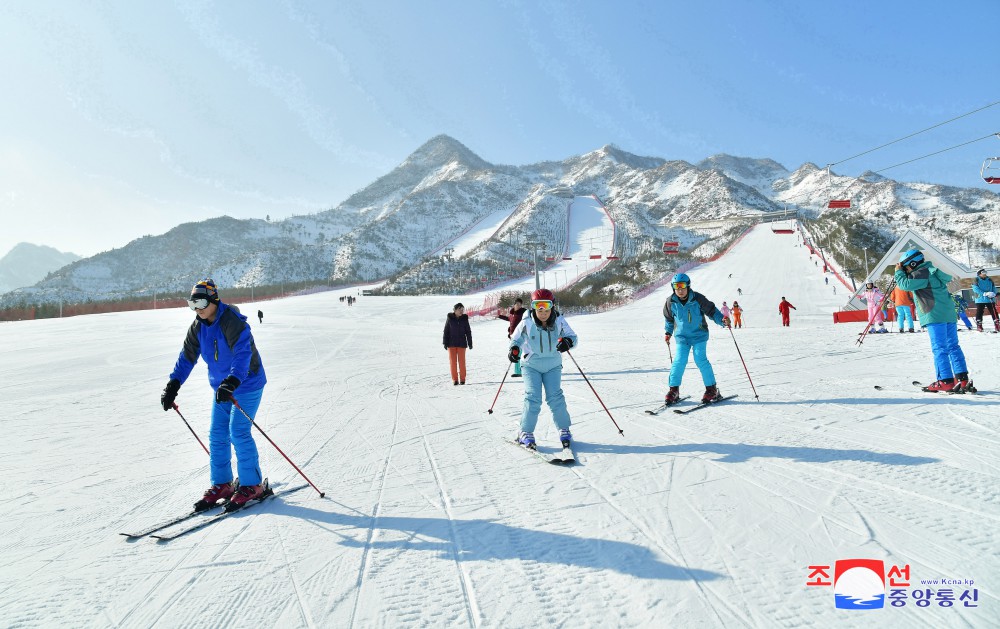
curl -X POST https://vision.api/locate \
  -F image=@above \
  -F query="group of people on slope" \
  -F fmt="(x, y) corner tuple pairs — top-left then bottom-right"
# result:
(719, 301), (744, 328)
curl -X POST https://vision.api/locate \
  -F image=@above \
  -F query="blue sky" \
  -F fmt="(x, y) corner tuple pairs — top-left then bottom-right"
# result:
(1, 1), (997, 257)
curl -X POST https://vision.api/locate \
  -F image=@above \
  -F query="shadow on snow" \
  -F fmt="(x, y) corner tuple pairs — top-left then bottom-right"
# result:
(272, 504), (723, 582)
(572, 440), (939, 465)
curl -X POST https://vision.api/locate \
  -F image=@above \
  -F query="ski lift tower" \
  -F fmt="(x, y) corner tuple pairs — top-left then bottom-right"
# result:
(522, 237), (546, 290)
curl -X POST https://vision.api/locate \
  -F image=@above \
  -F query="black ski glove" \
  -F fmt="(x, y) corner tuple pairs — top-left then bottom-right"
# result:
(161, 378), (181, 411)
(508, 346), (521, 363)
(215, 376), (241, 403)
(556, 337), (573, 353)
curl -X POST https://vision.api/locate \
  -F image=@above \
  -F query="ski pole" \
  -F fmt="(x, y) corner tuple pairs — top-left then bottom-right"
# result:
(232, 398), (325, 498)
(666, 338), (673, 364)
(727, 326), (759, 401)
(487, 362), (512, 415)
(171, 403), (210, 455)
(856, 279), (896, 346)
(564, 349), (624, 437)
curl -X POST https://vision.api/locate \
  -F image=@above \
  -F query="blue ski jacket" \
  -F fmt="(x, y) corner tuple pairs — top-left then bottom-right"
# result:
(663, 291), (725, 344)
(170, 302), (266, 391)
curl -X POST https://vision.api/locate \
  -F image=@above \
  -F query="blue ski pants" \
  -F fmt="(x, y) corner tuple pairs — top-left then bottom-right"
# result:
(925, 322), (967, 381)
(209, 386), (263, 486)
(520, 364), (571, 433)
(669, 339), (716, 388)
(957, 310), (973, 329)
(895, 306), (914, 331)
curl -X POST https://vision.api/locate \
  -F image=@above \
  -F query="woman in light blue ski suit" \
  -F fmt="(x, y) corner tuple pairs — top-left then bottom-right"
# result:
(508, 289), (578, 448)
(663, 273), (729, 405)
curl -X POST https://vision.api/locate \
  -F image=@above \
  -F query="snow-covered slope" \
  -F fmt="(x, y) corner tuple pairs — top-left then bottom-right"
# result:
(2, 224), (996, 627)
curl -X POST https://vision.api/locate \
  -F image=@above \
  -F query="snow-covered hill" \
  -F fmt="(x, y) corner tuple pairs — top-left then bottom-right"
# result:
(5, 136), (999, 308)
(2, 224), (997, 627)
(0, 242), (80, 293)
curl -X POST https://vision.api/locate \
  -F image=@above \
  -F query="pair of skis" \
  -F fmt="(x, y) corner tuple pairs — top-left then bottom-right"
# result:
(121, 481), (308, 542)
(645, 394), (737, 415)
(510, 438), (576, 465)
(874, 380), (980, 395)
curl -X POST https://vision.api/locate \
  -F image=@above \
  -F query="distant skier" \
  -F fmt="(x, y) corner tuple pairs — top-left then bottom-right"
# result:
(728, 273), (732, 279)
(971, 268), (999, 332)
(737, 288), (743, 296)
(663, 273), (729, 406)
(508, 289), (578, 449)
(160, 279), (269, 512)
(497, 297), (526, 377)
(778, 297), (797, 327)
(862, 282), (888, 334)
(257, 309), (263, 324)
(891, 286), (915, 332)
(731, 301), (744, 328)
(952, 293), (973, 331)
(443, 303), (473, 385)
(825, 276), (829, 285)
(894, 249), (973, 392)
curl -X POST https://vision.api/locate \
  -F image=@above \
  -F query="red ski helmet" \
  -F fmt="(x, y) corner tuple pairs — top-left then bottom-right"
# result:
(531, 288), (554, 302)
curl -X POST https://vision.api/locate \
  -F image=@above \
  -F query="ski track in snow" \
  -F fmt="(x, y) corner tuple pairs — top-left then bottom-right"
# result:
(2, 224), (999, 628)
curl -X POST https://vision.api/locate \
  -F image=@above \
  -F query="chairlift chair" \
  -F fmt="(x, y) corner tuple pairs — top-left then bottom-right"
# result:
(982, 157), (1000, 184)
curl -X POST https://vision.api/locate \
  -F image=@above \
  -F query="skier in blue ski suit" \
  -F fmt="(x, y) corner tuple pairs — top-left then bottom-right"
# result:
(160, 279), (269, 510)
(508, 289), (578, 448)
(971, 268), (999, 332)
(663, 273), (729, 405)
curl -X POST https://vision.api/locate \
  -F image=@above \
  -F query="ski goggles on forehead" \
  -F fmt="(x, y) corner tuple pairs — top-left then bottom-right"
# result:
(672, 281), (689, 290)
(531, 299), (553, 310)
(187, 297), (210, 311)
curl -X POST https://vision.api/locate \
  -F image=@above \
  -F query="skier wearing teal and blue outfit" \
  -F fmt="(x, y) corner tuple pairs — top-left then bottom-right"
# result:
(894, 250), (974, 393)
(508, 288), (578, 449)
(952, 293), (973, 331)
(160, 279), (269, 511)
(663, 273), (730, 405)
(971, 268), (999, 333)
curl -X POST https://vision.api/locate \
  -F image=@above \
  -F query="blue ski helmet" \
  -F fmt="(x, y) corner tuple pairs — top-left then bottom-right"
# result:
(671, 273), (691, 289)
(899, 249), (924, 270)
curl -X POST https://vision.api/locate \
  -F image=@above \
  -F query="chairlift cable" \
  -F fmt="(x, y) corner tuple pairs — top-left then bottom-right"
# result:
(870, 132), (1000, 175)
(828, 100), (1000, 168)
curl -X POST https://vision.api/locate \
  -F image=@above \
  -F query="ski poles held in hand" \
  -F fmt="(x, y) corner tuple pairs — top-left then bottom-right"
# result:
(171, 403), (210, 455)
(232, 398), (326, 498)
(487, 362), (512, 415)
(727, 327), (759, 401)
(565, 349), (624, 436)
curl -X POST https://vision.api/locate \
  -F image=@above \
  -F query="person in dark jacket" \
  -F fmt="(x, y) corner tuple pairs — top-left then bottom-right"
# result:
(498, 298), (526, 377)
(160, 279), (268, 512)
(257, 309), (263, 324)
(443, 303), (473, 385)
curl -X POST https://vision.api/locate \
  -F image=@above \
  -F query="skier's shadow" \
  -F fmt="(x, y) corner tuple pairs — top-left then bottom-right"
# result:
(572, 440), (939, 465)
(270, 505), (722, 582)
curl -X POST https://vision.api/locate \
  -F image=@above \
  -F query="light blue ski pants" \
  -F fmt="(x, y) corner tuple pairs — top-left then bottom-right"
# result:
(209, 387), (263, 486)
(520, 364), (571, 433)
(895, 306), (914, 331)
(669, 340), (716, 388)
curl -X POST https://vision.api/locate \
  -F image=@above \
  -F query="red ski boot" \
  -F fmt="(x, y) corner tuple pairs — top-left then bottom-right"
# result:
(665, 386), (681, 406)
(702, 385), (723, 403)
(951, 372), (973, 394)
(922, 379), (955, 393)
(194, 480), (238, 512)
(225, 480), (271, 512)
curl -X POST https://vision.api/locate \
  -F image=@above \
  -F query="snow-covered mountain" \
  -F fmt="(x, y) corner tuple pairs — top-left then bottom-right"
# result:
(0, 243), (80, 294)
(4, 135), (999, 307)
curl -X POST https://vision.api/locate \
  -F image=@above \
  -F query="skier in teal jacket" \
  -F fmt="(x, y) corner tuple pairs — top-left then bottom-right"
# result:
(894, 250), (973, 393)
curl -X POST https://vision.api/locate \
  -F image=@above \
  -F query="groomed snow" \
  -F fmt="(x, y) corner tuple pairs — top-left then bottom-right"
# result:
(1, 224), (997, 627)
